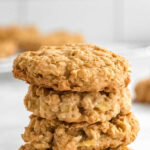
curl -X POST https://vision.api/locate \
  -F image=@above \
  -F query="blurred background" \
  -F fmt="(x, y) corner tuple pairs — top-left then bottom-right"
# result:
(1, 0), (150, 43)
(0, 0), (150, 149)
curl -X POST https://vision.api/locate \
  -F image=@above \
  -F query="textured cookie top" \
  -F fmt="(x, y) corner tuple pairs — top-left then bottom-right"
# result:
(22, 113), (139, 150)
(13, 44), (130, 92)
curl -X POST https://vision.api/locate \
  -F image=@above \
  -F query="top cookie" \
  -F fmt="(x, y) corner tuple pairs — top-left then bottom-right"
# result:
(13, 44), (130, 92)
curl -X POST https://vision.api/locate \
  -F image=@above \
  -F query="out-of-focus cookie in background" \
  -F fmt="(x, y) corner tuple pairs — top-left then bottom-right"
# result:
(13, 25), (42, 51)
(0, 25), (41, 56)
(134, 78), (150, 103)
(19, 30), (84, 51)
(0, 40), (18, 58)
(42, 31), (84, 47)
(0, 25), (85, 56)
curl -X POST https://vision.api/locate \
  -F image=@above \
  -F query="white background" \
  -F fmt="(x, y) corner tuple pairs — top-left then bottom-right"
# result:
(1, 0), (150, 43)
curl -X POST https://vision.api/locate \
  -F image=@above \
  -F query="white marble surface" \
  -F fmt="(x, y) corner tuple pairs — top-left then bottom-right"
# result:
(0, 45), (150, 149)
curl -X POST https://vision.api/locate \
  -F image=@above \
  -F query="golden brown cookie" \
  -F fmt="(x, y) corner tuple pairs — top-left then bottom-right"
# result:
(18, 30), (84, 51)
(21, 113), (139, 150)
(0, 26), (85, 51)
(0, 27), (9, 41)
(0, 25), (37, 40)
(19, 144), (35, 150)
(42, 31), (84, 46)
(25, 85), (131, 123)
(0, 40), (18, 58)
(0, 25), (19, 41)
(14, 26), (42, 51)
(13, 44), (130, 92)
(0, 25), (42, 51)
(18, 34), (42, 51)
(135, 78), (150, 103)
(19, 144), (130, 150)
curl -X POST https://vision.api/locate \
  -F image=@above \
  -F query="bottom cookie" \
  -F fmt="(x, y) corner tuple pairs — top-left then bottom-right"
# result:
(21, 113), (139, 150)
(19, 144), (130, 150)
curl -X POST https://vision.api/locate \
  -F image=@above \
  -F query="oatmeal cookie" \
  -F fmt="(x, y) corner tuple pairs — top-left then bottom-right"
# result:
(13, 44), (130, 92)
(0, 25), (42, 51)
(19, 144), (130, 150)
(25, 85), (131, 123)
(0, 40), (18, 58)
(15, 26), (42, 51)
(18, 30), (84, 51)
(135, 78), (150, 103)
(22, 113), (139, 150)
(0, 27), (9, 41)
(18, 34), (42, 51)
(0, 26), (20, 41)
(42, 31), (84, 46)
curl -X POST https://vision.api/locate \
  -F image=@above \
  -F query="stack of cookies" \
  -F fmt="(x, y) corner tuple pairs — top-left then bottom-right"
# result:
(13, 44), (139, 150)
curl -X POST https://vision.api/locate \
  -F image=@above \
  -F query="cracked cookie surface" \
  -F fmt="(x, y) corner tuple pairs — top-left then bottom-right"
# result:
(25, 85), (131, 123)
(13, 44), (130, 92)
(21, 113), (139, 150)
